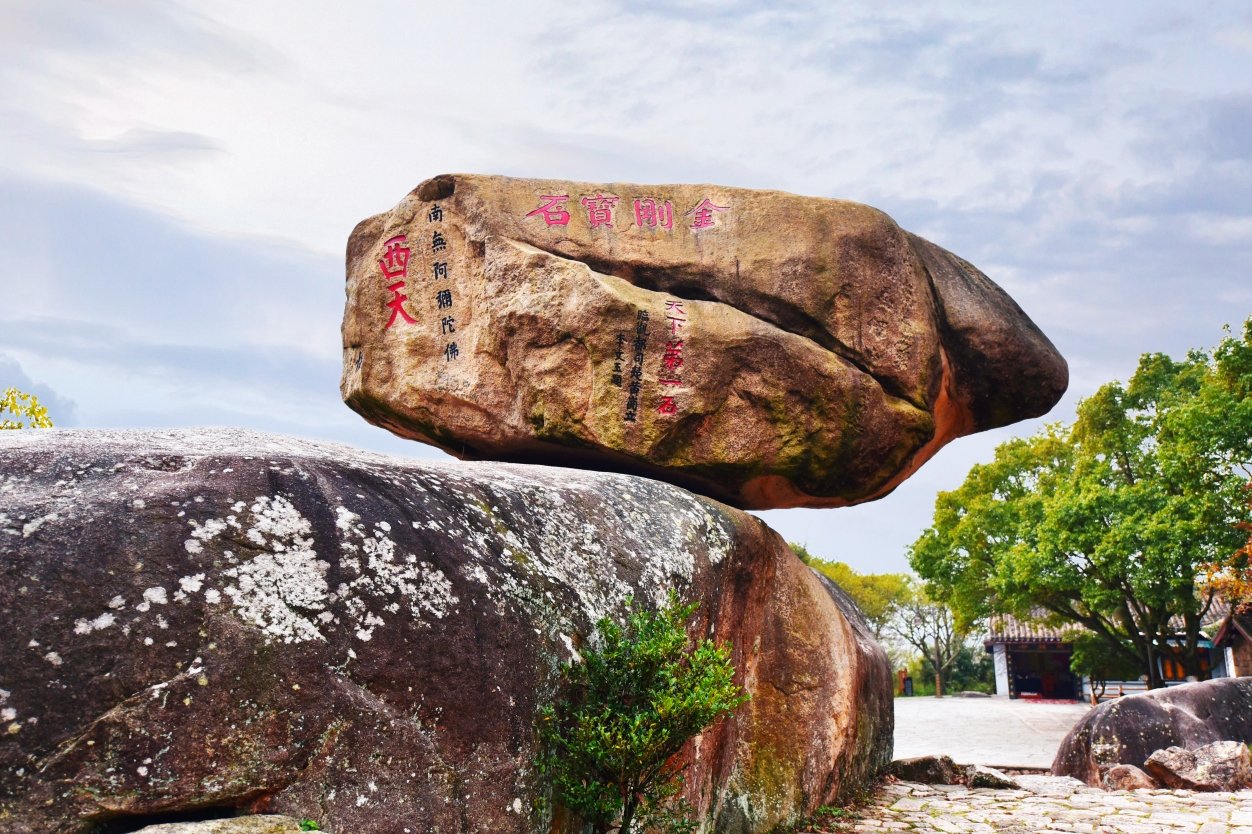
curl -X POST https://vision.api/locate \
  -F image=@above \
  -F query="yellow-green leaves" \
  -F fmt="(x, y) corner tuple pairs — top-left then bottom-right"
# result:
(0, 388), (53, 430)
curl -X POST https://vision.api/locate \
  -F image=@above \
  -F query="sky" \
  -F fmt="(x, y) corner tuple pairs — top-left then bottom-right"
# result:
(1, 1), (1250, 573)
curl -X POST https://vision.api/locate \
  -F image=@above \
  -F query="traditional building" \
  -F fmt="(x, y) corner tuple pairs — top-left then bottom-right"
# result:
(1213, 607), (1252, 678)
(984, 603), (1234, 700)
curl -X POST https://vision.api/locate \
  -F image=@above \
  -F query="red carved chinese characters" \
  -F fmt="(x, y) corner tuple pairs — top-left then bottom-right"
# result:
(634, 198), (673, 229)
(379, 235), (410, 280)
(525, 195), (571, 226)
(385, 282), (417, 328)
(685, 198), (728, 230)
(581, 194), (620, 228)
(657, 299), (686, 415)
(378, 235), (416, 329)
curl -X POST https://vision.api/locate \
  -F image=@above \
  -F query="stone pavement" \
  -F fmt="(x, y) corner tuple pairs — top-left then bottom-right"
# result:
(836, 777), (1252, 834)
(894, 696), (1093, 769)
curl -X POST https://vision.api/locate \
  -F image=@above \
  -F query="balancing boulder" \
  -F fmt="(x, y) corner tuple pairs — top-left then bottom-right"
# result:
(341, 174), (1068, 510)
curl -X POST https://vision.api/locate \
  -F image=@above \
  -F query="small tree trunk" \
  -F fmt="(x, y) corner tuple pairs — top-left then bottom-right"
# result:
(934, 637), (943, 698)
(618, 795), (637, 834)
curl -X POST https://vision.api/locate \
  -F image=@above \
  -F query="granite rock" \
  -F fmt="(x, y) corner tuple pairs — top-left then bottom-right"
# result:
(0, 428), (892, 834)
(1101, 764), (1158, 791)
(1144, 741), (1252, 791)
(1052, 678), (1252, 786)
(341, 174), (1068, 510)
(963, 764), (1018, 789)
(889, 755), (962, 785)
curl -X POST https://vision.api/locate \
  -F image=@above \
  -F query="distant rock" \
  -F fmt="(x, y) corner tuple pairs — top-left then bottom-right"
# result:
(890, 755), (962, 785)
(341, 174), (1068, 510)
(0, 428), (892, 834)
(1052, 678), (1252, 786)
(1101, 764), (1158, 791)
(1144, 741), (1252, 792)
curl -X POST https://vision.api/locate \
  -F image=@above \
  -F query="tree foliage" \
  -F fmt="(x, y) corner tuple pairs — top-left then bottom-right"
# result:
(910, 320), (1252, 688)
(0, 388), (52, 429)
(537, 592), (748, 834)
(911, 644), (995, 695)
(1067, 630), (1142, 701)
(789, 543), (910, 640)
(886, 583), (968, 696)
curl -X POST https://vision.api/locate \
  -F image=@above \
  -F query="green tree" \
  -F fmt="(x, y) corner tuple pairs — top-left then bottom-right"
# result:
(887, 582), (967, 696)
(912, 644), (995, 695)
(789, 544), (910, 640)
(538, 592), (748, 834)
(1067, 631), (1142, 703)
(1, 388), (52, 429)
(910, 320), (1252, 688)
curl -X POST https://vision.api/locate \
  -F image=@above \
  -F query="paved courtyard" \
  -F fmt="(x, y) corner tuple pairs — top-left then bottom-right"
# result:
(894, 696), (1093, 769)
(839, 777), (1252, 834)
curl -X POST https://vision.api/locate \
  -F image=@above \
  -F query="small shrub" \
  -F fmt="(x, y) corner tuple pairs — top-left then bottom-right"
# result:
(298, 821), (321, 831)
(537, 591), (748, 834)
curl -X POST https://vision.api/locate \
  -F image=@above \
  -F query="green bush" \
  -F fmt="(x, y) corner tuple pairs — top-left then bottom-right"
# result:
(537, 591), (748, 834)
(909, 645), (996, 695)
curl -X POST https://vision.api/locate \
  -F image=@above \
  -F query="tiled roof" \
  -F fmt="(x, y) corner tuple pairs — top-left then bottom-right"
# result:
(986, 598), (1230, 643)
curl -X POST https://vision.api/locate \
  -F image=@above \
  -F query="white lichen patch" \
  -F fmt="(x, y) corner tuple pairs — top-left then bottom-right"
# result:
(136, 587), (168, 612)
(73, 613), (117, 635)
(222, 495), (329, 643)
(178, 574), (205, 594)
(334, 508), (458, 639)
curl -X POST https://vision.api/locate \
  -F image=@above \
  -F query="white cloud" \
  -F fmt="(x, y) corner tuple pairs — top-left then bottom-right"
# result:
(1, 0), (1250, 569)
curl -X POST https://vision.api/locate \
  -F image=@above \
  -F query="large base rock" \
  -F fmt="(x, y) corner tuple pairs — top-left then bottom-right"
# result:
(0, 429), (892, 834)
(1052, 678), (1252, 786)
(341, 174), (1067, 510)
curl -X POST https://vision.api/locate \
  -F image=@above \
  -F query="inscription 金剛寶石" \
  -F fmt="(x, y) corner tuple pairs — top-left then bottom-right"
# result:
(524, 194), (727, 232)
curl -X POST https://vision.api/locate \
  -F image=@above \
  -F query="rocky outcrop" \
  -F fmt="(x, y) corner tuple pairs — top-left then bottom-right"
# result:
(1144, 742), (1252, 792)
(341, 174), (1068, 510)
(0, 428), (892, 834)
(1052, 678), (1252, 786)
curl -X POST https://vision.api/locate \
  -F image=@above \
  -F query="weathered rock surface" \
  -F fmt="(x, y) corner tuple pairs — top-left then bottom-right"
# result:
(133, 817), (302, 834)
(0, 428), (892, 834)
(1101, 764), (1158, 791)
(1144, 741), (1252, 791)
(1052, 678), (1252, 786)
(963, 764), (1018, 789)
(341, 174), (1068, 510)
(889, 755), (962, 785)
